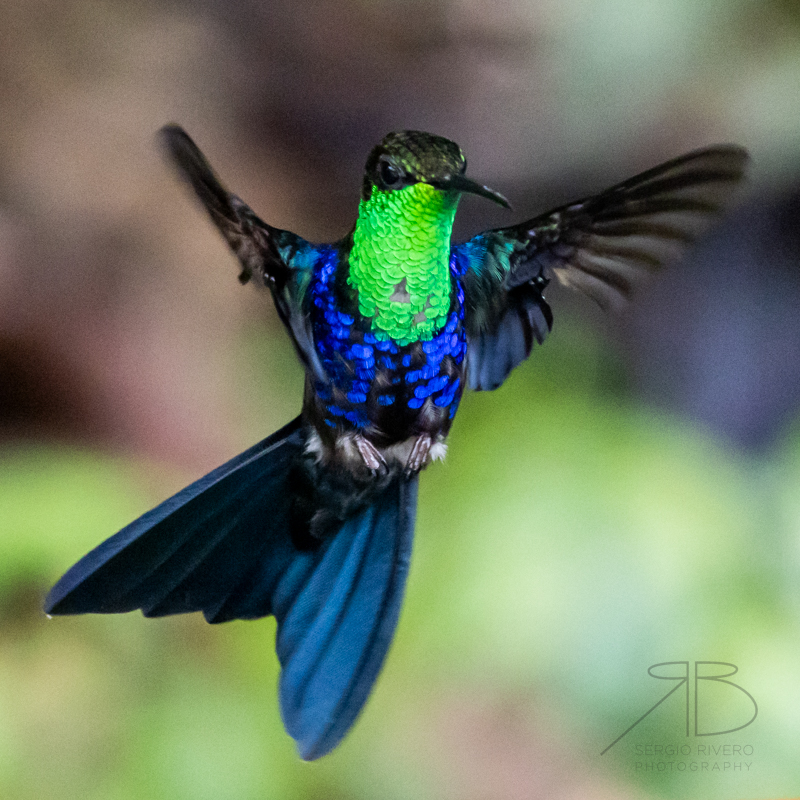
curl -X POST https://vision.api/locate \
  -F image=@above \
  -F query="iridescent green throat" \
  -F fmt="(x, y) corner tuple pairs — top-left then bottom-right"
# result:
(348, 183), (458, 345)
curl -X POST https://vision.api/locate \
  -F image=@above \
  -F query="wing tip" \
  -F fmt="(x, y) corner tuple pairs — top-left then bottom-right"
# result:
(157, 123), (200, 169)
(157, 123), (234, 217)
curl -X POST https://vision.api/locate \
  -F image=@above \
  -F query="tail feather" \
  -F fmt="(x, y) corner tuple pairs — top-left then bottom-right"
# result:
(276, 478), (417, 759)
(44, 416), (419, 760)
(44, 417), (305, 619)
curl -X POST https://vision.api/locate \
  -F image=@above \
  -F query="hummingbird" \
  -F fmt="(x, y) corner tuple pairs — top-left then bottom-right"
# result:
(45, 127), (747, 759)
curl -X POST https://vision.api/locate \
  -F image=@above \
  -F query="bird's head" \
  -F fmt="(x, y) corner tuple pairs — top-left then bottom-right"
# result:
(361, 130), (510, 209)
(348, 131), (509, 342)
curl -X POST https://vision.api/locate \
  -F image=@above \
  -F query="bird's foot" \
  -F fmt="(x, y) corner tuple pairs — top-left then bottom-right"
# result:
(355, 436), (388, 476)
(405, 434), (432, 476)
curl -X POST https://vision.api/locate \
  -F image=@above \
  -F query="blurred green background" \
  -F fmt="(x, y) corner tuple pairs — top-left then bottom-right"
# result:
(2, 1), (800, 798)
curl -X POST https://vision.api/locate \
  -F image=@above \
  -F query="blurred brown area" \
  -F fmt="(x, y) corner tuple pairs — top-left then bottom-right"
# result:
(1, 1), (799, 798)
(1, 0), (799, 464)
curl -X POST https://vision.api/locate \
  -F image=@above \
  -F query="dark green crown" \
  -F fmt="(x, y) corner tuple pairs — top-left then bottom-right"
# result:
(361, 130), (509, 209)
(362, 131), (466, 200)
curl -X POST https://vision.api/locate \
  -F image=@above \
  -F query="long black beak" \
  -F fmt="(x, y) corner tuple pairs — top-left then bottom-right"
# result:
(429, 174), (511, 209)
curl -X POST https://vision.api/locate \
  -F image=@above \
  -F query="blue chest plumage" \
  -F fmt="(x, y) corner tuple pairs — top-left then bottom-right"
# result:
(308, 246), (467, 439)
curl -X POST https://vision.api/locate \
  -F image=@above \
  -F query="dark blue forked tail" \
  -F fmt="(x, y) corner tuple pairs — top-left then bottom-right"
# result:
(45, 416), (418, 759)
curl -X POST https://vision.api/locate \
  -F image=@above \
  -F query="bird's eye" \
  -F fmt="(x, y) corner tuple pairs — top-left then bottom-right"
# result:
(379, 158), (401, 187)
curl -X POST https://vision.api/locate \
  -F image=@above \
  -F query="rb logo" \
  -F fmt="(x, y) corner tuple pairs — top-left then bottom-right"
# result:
(602, 661), (758, 755)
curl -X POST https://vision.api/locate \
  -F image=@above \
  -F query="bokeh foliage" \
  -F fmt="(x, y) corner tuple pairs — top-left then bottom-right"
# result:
(3, 321), (800, 799)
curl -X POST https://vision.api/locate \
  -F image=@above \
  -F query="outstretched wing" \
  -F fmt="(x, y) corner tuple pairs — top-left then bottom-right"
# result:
(160, 124), (325, 381)
(456, 145), (749, 390)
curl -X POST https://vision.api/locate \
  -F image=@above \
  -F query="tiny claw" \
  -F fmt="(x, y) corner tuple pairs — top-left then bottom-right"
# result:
(405, 434), (431, 476)
(356, 436), (388, 476)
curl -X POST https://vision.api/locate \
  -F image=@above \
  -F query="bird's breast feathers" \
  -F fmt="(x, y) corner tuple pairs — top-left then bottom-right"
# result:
(306, 244), (467, 470)
(347, 183), (458, 345)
